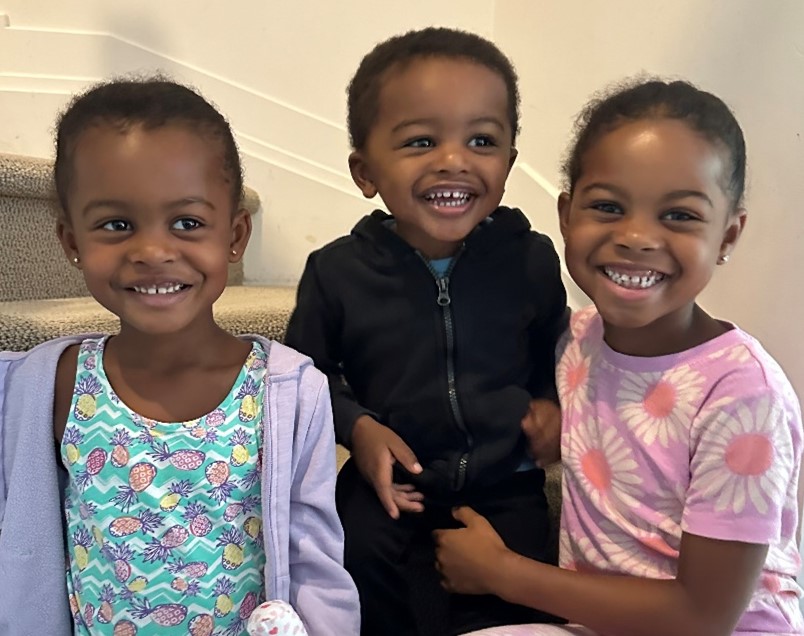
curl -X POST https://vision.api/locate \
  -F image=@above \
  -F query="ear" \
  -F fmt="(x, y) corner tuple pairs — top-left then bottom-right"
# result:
(57, 218), (82, 269)
(557, 192), (572, 242)
(228, 208), (252, 262)
(507, 147), (519, 175)
(718, 208), (747, 263)
(348, 151), (378, 199)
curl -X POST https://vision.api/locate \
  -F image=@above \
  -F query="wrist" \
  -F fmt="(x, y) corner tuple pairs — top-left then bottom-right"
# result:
(493, 549), (535, 603)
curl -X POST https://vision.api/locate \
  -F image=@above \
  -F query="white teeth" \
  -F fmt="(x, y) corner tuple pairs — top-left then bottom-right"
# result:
(424, 191), (472, 207)
(603, 267), (666, 289)
(132, 283), (185, 295)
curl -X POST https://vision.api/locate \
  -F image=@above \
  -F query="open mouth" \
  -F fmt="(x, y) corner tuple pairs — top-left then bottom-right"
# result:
(130, 283), (189, 295)
(603, 267), (666, 289)
(423, 190), (474, 208)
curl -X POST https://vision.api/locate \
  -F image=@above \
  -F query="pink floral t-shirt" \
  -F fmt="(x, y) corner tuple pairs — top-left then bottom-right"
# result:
(558, 306), (804, 634)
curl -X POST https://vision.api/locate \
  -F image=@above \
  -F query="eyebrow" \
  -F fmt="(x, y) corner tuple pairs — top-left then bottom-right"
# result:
(580, 183), (714, 207)
(81, 197), (214, 216)
(391, 116), (506, 134)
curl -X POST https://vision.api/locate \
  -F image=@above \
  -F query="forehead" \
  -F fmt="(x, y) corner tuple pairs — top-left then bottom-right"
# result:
(374, 57), (510, 130)
(579, 118), (730, 198)
(69, 124), (230, 201)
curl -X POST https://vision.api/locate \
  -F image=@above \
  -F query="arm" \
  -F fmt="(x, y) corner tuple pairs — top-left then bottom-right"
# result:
(436, 509), (766, 636)
(284, 252), (369, 448)
(287, 368), (361, 635)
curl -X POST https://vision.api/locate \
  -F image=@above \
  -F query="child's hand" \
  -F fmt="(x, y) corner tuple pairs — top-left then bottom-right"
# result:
(521, 398), (562, 468)
(433, 507), (509, 596)
(351, 415), (423, 519)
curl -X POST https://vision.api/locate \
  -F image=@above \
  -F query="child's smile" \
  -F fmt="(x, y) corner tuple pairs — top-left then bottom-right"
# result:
(349, 57), (516, 259)
(559, 118), (745, 355)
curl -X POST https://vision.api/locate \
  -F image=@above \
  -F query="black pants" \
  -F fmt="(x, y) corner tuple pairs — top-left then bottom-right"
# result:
(336, 459), (559, 636)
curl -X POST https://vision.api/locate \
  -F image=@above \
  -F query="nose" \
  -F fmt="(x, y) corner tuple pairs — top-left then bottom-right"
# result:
(433, 141), (469, 174)
(127, 229), (178, 266)
(614, 213), (662, 252)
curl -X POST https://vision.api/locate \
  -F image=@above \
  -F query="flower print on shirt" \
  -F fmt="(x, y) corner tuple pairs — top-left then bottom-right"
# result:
(557, 341), (593, 417)
(617, 365), (705, 447)
(692, 395), (794, 516)
(564, 415), (643, 514)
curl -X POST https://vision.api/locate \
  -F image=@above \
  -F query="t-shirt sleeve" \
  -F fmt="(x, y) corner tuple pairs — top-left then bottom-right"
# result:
(682, 378), (799, 545)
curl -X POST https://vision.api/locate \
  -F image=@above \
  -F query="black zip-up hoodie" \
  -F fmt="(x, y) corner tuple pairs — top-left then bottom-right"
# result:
(285, 207), (568, 496)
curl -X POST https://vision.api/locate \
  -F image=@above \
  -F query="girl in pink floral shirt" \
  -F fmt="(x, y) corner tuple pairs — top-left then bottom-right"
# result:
(434, 79), (804, 636)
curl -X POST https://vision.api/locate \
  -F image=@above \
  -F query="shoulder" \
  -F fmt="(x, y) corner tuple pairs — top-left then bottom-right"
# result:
(249, 337), (324, 384)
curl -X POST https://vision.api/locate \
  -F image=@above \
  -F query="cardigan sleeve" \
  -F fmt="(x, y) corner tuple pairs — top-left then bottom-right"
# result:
(286, 364), (361, 634)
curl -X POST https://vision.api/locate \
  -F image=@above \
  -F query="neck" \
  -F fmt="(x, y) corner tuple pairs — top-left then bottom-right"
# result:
(603, 304), (727, 357)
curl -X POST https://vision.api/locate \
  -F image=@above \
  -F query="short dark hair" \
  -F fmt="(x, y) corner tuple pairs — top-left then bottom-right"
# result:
(347, 27), (520, 150)
(562, 78), (747, 209)
(55, 76), (243, 214)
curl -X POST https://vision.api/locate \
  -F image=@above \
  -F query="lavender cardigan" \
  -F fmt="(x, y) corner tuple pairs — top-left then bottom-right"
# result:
(0, 335), (359, 635)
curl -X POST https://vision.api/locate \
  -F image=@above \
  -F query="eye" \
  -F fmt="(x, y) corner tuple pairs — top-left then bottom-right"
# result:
(468, 135), (496, 148)
(404, 137), (434, 149)
(100, 219), (132, 232)
(590, 201), (623, 215)
(662, 209), (698, 222)
(171, 218), (202, 231)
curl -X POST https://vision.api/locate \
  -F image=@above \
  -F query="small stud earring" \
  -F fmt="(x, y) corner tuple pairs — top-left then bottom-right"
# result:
(718, 254), (730, 264)
(231, 249), (238, 256)
(72, 256), (80, 265)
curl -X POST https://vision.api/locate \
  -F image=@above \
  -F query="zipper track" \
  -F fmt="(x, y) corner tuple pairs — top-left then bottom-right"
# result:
(418, 249), (472, 490)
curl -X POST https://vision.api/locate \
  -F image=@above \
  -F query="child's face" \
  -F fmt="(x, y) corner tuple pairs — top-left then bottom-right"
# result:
(559, 118), (745, 351)
(349, 57), (516, 259)
(58, 124), (250, 336)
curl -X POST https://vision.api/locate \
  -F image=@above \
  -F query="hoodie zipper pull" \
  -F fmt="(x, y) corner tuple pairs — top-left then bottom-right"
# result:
(436, 278), (451, 306)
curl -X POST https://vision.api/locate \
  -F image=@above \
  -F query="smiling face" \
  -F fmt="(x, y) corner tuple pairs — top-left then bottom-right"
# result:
(559, 118), (746, 355)
(349, 56), (517, 259)
(58, 123), (250, 337)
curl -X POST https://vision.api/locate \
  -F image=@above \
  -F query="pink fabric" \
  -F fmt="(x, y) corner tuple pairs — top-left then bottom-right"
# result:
(555, 306), (804, 634)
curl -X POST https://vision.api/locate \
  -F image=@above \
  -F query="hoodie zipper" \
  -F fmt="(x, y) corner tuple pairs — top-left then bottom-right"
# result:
(418, 247), (473, 491)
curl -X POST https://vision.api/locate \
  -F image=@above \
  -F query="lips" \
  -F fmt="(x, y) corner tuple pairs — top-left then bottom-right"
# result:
(603, 266), (667, 289)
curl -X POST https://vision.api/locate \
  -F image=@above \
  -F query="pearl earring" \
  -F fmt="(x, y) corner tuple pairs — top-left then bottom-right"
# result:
(718, 254), (730, 264)
(231, 249), (238, 256)
(72, 256), (80, 265)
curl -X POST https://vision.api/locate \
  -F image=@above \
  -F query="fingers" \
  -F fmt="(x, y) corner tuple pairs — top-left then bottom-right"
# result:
(372, 457), (399, 519)
(451, 505), (480, 526)
(388, 438), (422, 475)
(391, 483), (424, 513)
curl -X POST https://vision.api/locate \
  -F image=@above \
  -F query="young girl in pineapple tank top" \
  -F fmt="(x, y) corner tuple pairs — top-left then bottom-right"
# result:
(0, 78), (358, 635)
(433, 79), (804, 636)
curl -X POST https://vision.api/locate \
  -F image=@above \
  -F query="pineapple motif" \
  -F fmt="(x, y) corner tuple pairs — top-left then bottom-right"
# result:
(142, 525), (189, 563)
(159, 479), (193, 512)
(228, 428), (252, 467)
(112, 619), (138, 636)
(109, 509), (163, 538)
(73, 374), (103, 421)
(188, 613), (215, 636)
(167, 558), (209, 580)
(72, 527), (93, 571)
(63, 426), (85, 465)
(102, 542), (135, 583)
(111, 462), (157, 512)
(83, 353), (96, 370)
(75, 447), (107, 490)
(183, 502), (213, 537)
(149, 440), (206, 471)
(83, 602), (95, 628)
(78, 501), (98, 521)
(224, 494), (259, 522)
(222, 590), (260, 636)
(213, 576), (235, 617)
(217, 527), (245, 570)
(236, 377), (260, 422)
(96, 583), (116, 624)
(68, 592), (81, 621)
(110, 429), (133, 468)
(205, 461), (236, 502)
(243, 516), (263, 545)
(206, 408), (226, 428)
(128, 596), (188, 627)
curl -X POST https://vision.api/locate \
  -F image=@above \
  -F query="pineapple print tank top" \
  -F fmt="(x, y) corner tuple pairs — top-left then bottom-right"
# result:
(62, 337), (268, 635)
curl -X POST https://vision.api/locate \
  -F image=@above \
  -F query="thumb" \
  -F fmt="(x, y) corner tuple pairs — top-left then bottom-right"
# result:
(389, 438), (422, 474)
(452, 506), (482, 527)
